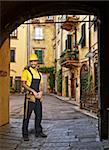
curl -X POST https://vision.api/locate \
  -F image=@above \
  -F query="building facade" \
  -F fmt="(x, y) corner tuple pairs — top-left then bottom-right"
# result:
(55, 15), (98, 112)
(10, 16), (55, 94)
(10, 15), (98, 112)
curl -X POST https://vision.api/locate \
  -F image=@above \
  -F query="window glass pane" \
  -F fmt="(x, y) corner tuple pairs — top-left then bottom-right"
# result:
(47, 16), (53, 20)
(10, 29), (18, 38)
(10, 49), (15, 62)
(10, 77), (13, 87)
(35, 27), (43, 39)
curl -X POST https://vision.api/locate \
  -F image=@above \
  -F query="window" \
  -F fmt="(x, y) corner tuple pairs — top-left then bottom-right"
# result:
(62, 15), (67, 21)
(10, 29), (18, 38)
(35, 50), (43, 64)
(81, 24), (86, 48)
(47, 16), (53, 20)
(10, 77), (13, 87)
(67, 34), (72, 50)
(10, 48), (15, 62)
(74, 28), (77, 46)
(65, 39), (68, 49)
(34, 27), (43, 40)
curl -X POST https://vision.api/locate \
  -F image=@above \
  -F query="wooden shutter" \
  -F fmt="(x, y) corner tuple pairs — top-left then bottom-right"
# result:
(81, 23), (86, 48)
(35, 50), (43, 64)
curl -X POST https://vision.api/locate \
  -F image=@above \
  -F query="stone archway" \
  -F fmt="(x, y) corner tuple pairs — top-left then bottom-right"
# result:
(1, 1), (109, 140)
(1, 1), (100, 46)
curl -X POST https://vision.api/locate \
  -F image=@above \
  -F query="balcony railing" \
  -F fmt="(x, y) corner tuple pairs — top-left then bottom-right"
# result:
(61, 15), (80, 31)
(60, 49), (79, 68)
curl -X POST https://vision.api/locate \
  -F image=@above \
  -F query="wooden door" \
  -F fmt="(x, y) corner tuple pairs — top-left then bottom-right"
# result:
(71, 73), (75, 98)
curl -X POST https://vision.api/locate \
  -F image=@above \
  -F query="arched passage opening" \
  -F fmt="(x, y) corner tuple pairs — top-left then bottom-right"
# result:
(0, 1), (109, 141)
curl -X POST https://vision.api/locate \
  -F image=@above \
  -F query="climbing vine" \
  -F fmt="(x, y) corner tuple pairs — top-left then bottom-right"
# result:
(39, 67), (55, 91)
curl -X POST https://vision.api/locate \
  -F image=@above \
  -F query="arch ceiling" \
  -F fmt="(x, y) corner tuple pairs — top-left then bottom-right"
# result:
(0, 1), (106, 46)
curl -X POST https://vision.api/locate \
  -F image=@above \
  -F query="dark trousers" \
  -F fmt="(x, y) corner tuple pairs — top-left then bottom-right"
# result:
(22, 97), (42, 137)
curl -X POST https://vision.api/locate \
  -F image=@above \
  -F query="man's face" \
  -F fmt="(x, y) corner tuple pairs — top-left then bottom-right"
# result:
(30, 60), (38, 68)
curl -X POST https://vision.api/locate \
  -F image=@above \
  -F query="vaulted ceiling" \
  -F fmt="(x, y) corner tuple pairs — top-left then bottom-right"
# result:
(1, 1), (108, 46)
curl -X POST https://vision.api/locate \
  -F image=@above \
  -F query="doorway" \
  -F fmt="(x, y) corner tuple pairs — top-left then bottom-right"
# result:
(71, 73), (75, 98)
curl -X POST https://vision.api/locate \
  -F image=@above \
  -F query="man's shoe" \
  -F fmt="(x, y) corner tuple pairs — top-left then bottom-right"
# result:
(23, 136), (29, 141)
(35, 133), (39, 137)
(39, 132), (47, 138)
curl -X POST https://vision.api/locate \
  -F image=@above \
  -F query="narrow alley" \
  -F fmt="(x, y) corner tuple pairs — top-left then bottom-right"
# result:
(0, 95), (108, 150)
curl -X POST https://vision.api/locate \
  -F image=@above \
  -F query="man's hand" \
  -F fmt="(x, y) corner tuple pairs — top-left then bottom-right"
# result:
(31, 90), (43, 100)
(31, 90), (38, 98)
(37, 91), (43, 99)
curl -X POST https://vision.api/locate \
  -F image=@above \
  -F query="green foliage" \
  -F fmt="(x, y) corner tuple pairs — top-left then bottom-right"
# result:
(49, 73), (55, 90)
(39, 66), (54, 74)
(83, 72), (93, 92)
(10, 87), (15, 93)
(57, 69), (62, 93)
(39, 67), (55, 91)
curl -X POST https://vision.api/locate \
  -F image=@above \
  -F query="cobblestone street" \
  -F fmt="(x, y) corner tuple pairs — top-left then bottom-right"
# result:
(0, 95), (109, 150)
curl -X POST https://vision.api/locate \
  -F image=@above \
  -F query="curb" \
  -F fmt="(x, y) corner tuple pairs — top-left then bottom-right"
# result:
(50, 93), (98, 119)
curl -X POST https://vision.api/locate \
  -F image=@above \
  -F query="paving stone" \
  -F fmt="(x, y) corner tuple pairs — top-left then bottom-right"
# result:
(70, 141), (103, 150)
(40, 146), (70, 150)
(0, 142), (18, 149)
(0, 95), (107, 149)
(42, 142), (70, 147)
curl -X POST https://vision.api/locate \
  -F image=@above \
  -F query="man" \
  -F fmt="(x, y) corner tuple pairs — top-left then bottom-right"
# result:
(21, 53), (47, 141)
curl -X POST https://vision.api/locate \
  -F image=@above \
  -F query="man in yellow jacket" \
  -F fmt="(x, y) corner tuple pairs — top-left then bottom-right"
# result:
(21, 53), (47, 141)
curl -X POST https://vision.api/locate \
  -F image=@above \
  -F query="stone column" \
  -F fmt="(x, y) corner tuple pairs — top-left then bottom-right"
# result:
(98, 7), (109, 140)
(0, 38), (10, 126)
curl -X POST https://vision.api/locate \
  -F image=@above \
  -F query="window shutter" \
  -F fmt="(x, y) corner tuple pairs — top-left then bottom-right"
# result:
(81, 23), (86, 48)
(35, 50), (43, 64)
(38, 50), (43, 63)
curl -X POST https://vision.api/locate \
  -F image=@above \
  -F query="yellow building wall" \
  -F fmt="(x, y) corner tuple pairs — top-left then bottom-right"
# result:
(10, 17), (55, 94)
(10, 25), (27, 79)
(62, 67), (71, 97)
(78, 15), (89, 62)
(0, 38), (10, 126)
(61, 15), (92, 103)
(44, 23), (55, 67)
(31, 17), (55, 68)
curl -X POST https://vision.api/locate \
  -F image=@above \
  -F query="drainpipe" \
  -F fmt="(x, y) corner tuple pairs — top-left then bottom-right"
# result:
(89, 15), (91, 74)
(27, 20), (30, 66)
(60, 25), (63, 96)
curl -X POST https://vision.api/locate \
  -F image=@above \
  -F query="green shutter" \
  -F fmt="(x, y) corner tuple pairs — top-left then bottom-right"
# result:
(38, 50), (43, 63)
(35, 50), (43, 64)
